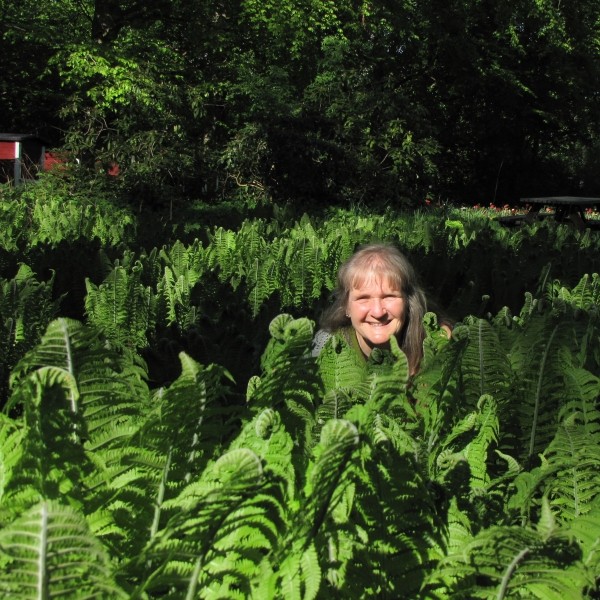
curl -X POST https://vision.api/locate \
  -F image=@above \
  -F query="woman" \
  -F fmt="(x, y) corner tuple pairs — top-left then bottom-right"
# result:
(313, 244), (451, 382)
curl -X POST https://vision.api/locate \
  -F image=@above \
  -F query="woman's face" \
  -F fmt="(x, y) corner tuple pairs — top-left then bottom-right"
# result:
(346, 275), (406, 356)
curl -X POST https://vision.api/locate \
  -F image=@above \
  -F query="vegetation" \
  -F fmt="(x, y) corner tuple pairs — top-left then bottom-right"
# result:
(1, 0), (600, 206)
(0, 186), (599, 596)
(2, 1), (600, 597)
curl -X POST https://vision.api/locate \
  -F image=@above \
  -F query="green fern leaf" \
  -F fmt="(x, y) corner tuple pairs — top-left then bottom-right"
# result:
(0, 500), (127, 598)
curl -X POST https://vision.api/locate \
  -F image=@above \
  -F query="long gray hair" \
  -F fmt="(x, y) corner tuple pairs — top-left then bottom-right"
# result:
(320, 243), (428, 374)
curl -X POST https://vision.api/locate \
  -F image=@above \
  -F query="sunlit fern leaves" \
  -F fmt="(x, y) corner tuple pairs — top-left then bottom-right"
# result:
(229, 408), (296, 500)
(568, 498), (600, 593)
(134, 448), (274, 599)
(1, 374), (90, 518)
(0, 412), (24, 508)
(249, 315), (320, 454)
(546, 272), (600, 310)
(158, 265), (196, 329)
(2, 319), (149, 530)
(435, 498), (589, 600)
(316, 331), (371, 399)
(247, 254), (277, 317)
(557, 356), (600, 432)
(157, 239), (208, 329)
(458, 317), (512, 409)
(8, 318), (147, 439)
(462, 395), (500, 492)
(320, 405), (439, 598)
(283, 224), (325, 308)
(0, 500), (128, 599)
(206, 227), (239, 284)
(123, 352), (236, 555)
(277, 419), (359, 600)
(159, 239), (207, 285)
(85, 262), (157, 349)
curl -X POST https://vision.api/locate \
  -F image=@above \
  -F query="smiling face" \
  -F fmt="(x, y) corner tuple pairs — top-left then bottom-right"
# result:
(346, 275), (406, 356)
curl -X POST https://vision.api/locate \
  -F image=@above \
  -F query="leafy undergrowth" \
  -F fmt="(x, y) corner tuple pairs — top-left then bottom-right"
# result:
(0, 271), (599, 598)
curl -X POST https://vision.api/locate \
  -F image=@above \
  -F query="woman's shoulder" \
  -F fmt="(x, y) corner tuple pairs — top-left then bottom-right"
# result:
(311, 328), (333, 357)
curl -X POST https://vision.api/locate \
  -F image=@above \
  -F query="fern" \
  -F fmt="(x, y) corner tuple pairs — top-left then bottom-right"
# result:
(458, 317), (512, 409)
(133, 447), (274, 599)
(433, 498), (589, 599)
(0, 500), (127, 599)
(85, 262), (157, 349)
(544, 418), (600, 522)
(0, 412), (24, 507)
(0, 265), (59, 406)
(122, 352), (236, 556)
(8, 318), (147, 438)
(276, 419), (359, 600)
(248, 314), (320, 455)
(2, 319), (148, 542)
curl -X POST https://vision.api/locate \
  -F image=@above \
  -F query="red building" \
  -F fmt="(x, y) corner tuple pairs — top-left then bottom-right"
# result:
(0, 133), (49, 185)
(0, 133), (120, 184)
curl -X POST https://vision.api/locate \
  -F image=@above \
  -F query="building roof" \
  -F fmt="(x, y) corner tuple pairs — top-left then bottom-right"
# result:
(0, 133), (49, 143)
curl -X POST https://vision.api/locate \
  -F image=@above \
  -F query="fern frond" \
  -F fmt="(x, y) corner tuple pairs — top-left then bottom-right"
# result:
(85, 262), (157, 349)
(250, 315), (319, 453)
(459, 317), (512, 409)
(0, 413), (24, 508)
(0, 500), (127, 598)
(229, 408), (296, 500)
(122, 352), (235, 553)
(8, 318), (147, 439)
(507, 310), (586, 463)
(543, 415), (600, 521)
(0, 265), (58, 405)
(135, 448), (275, 599)
(435, 502), (587, 599)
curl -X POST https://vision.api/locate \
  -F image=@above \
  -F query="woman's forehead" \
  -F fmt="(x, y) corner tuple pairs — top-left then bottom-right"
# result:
(350, 270), (402, 291)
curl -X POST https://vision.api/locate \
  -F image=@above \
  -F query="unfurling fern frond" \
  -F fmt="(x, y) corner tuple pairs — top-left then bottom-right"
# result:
(229, 407), (296, 499)
(249, 315), (320, 453)
(0, 500), (127, 599)
(8, 318), (147, 439)
(2, 319), (148, 529)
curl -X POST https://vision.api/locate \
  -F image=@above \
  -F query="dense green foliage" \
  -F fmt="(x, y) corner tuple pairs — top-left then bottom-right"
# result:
(1, 0), (599, 205)
(2, 2), (599, 596)
(0, 186), (599, 596)
(0, 268), (599, 597)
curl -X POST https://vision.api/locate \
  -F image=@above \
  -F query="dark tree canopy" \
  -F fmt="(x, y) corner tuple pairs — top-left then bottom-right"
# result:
(1, 0), (599, 206)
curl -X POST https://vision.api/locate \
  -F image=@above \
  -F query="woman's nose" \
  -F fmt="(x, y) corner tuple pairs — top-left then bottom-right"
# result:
(370, 298), (386, 316)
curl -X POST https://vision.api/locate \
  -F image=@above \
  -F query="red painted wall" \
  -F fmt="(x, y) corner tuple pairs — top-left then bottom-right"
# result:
(0, 141), (17, 160)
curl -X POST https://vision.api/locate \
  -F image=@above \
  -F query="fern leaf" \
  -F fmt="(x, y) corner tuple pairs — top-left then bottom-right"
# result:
(436, 519), (586, 599)
(0, 500), (127, 598)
